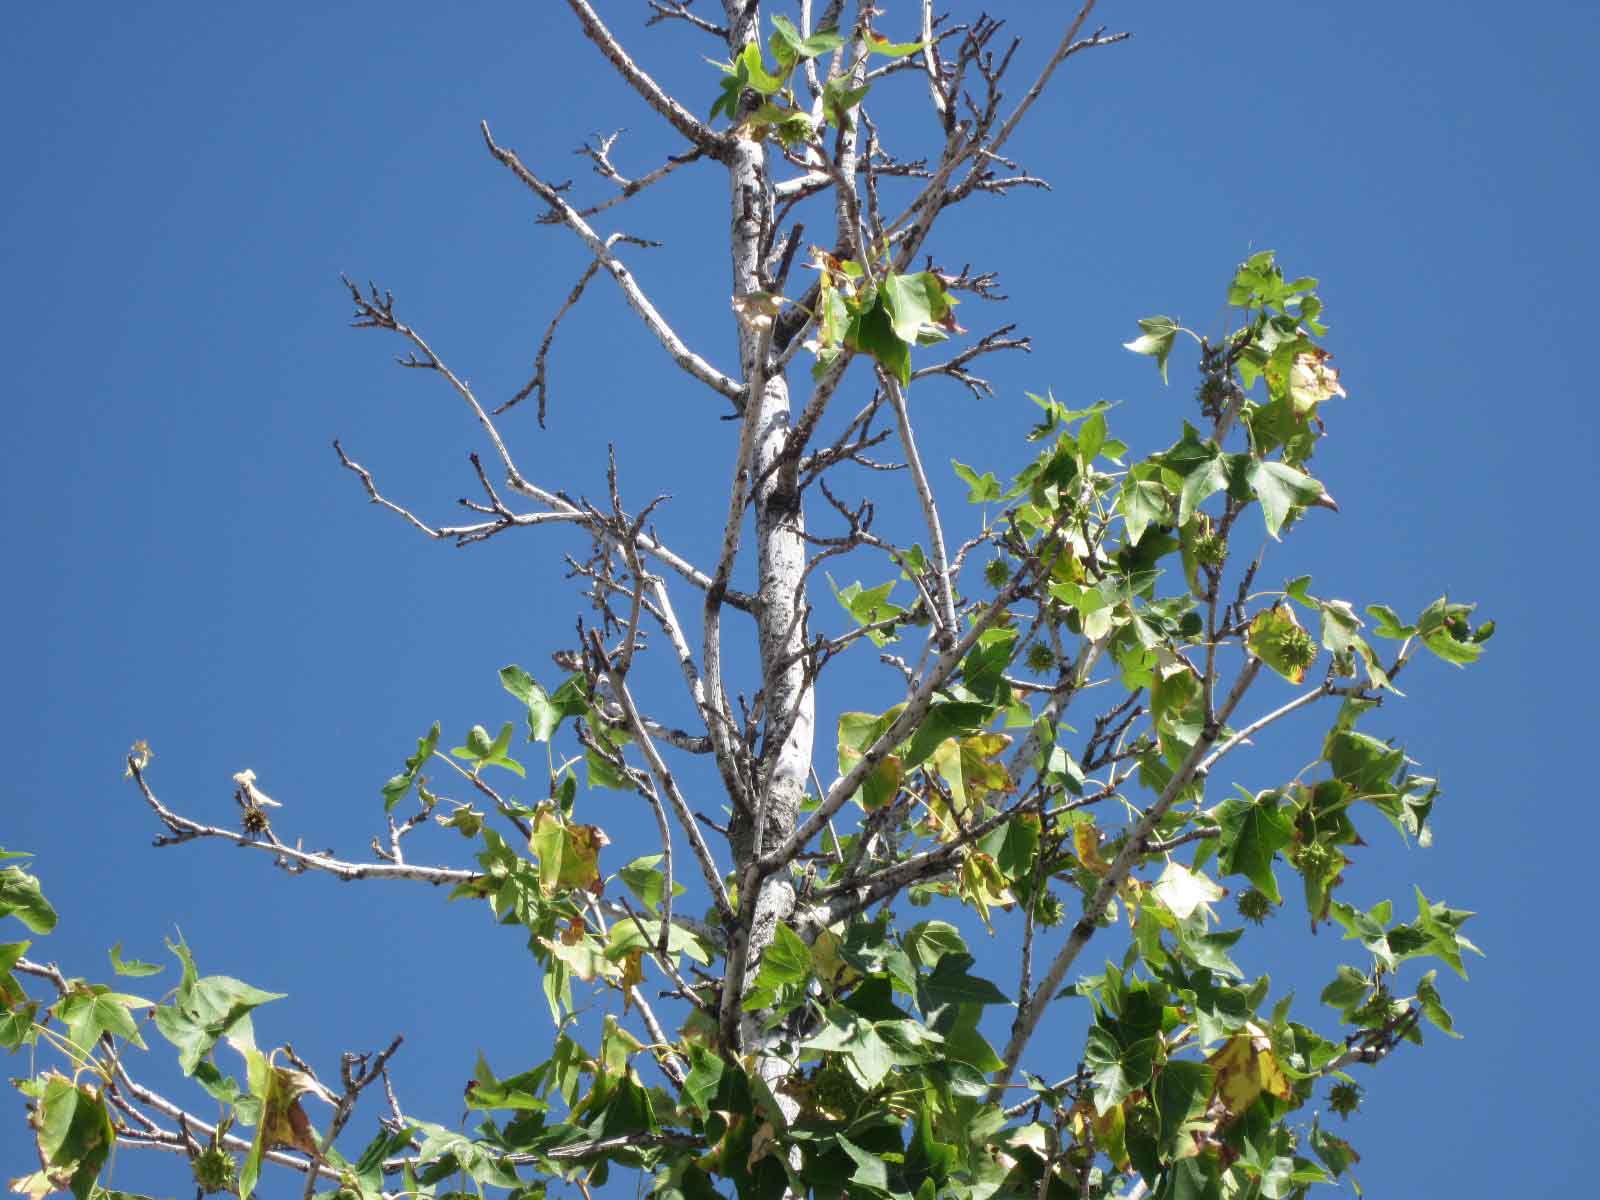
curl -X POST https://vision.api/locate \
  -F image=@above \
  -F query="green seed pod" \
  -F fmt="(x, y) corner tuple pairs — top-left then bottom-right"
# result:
(1236, 887), (1273, 925)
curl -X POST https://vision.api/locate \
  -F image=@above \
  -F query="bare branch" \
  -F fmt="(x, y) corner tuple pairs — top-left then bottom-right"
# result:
(987, 12), (1130, 161)
(481, 122), (743, 405)
(909, 323), (1031, 399)
(564, 0), (729, 157)
(590, 629), (735, 923)
(882, 374), (960, 642)
(499, 233), (659, 424)
(341, 277), (532, 487)
(127, 759), (479, 887)
(646, 1), (728, 40)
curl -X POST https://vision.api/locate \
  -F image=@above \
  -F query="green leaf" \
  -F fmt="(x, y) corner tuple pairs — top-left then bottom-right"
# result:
(0, 1001), (38, 1050)
(769, 15), (845, 63)
(1084, 1027), (1158, 1114)
(1155, 1060), (1215, 1158)
(904, 701), (993, 768)
(1176, 927), (1245, 978)
(941, 1005), (1004, 1072)
(759, 922), (814, 986)
(109, 943), (163, 978)
(1415, 596), (1485, 666)
(381, 722), (439, 812)
(1121, 477), (1170, 545)
(1356, 604), (1408, 643)
(585, 745), (629, 791)
(1248, 606), (1316, 683)
(736, 40), (786, 95)
(1124, 315), (1180, 382)
(1217, 792), (1294, 904)
(846, 294), (911, 383)
(880, 271), (955, 344)
(467, 1053), (550, 1112)
(1078, 410), (1107, 463)
(1319, 965), (1370, 1016)
(0, 863), (57, 933)
(33, 1076), (115, 1200)
(952, 459), (1002, 503)
(822, 76), (871, 130)
(1310, 1122), (1361, 1178)
(505, 668), (586, 742)
(55, 988), (150, 1053)
(617, 855), (683, 914)
(452, 723), (523, 777)
(837, 1134), (890, 1191)
(1324, 730), (1404, 794)
(904, 920), (967, 971)
(154, 941), (284, 1075)
(683, 1044), (725, 1117)
(1414, 969), (1459, 1037)
(605, 917), (710, 966)
(920, 952), (1009, 1008)
(837, 707), (905, 810)
(1411, 887), (1480, 979)
(1247, 460), (1326, 538)
(866, 33), (925, 58)
(498, 663), (536, 705)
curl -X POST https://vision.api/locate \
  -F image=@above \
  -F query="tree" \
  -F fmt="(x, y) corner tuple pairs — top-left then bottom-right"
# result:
(3, 3), (1490, 1198)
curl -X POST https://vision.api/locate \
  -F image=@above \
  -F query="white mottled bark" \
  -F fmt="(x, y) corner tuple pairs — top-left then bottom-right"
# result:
(720, 2), (815, 1108)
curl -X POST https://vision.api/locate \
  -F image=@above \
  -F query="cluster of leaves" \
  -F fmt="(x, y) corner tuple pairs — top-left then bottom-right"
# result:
(806, 252), (962, 386)
(2, 856), (308, 1199)
(3, 255), (1489, 1200)
(709, 17), (920, 143)
(397, 257), (1487, 1198)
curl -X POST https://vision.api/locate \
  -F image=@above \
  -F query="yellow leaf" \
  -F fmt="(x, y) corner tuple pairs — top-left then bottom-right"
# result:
(1091, 1101), (1130, 1171)
(1288, 346), (1346, 412)
(960, 732), (1014, 800)
(1153, 862), (1226, 923)
(531, 805), (609, 897)
(731, 292), (782, 332)
(1074, 822), (1113, 876)
(124, 739), (153, 776)
(620, 950), (645, 1012)
(1206, 1024), (1292, 1116)
(958, 851), (1014, 929)
(541, 935), (621, 984)
(812, 928), (860, 992)
(245, 1051), (322, 1160)
(600, 1014), (643, 1075)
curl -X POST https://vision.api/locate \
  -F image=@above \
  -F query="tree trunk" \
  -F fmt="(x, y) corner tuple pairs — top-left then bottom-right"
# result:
(722, 3), (815, 1099)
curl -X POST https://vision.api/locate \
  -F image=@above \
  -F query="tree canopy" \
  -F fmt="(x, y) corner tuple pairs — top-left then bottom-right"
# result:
(5, 5), (1492, 1200)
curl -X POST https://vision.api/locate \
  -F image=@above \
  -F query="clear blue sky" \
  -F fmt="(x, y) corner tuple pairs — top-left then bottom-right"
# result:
(4, 3), (1595, 1196)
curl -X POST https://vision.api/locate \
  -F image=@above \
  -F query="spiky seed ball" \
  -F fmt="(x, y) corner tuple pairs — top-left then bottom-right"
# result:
(1328, 1081), (1362, 1119)
(1295, 841), (1333, 874)
(984, 558), (1012, 589)
(192, 1146), (237, 1194)
(1236, 887), (1273, 925)
(810, 1061), (866, 1117)
(1034, 890), (1065, 927)
(1194, 530), (1227, 566)
(1025, 642), (1058, 673)
(1279, 625), (1318, 672)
